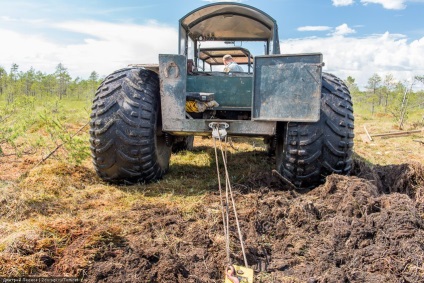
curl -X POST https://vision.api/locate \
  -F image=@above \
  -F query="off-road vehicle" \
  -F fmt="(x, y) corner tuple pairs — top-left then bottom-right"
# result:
(89, 2), (354, 189)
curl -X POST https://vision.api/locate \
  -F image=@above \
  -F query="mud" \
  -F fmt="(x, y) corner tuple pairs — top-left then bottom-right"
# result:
(74, 161), (424, 282)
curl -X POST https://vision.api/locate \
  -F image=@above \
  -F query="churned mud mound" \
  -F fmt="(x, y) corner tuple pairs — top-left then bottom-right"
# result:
(83, 162), (424, 283)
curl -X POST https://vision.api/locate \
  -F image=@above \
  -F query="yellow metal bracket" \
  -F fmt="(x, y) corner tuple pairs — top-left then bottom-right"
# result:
(225, 265), (254, 283)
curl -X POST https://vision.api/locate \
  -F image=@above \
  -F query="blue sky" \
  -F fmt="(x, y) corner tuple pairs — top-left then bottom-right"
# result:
(1, 0), (424, 88)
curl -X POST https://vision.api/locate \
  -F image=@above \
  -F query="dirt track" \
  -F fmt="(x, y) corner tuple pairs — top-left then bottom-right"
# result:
(73, 161), (424, 282)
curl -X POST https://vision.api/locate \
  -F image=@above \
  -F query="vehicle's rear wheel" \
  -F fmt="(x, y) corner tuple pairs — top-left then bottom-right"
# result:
(90, 68), (171, 184)
(276, 73), (354, 189)
(172, 136), (194, 153)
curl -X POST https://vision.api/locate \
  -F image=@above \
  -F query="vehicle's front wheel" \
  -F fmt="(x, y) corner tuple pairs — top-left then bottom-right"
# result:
(276, 73), (354, 189)
(90, 68), (171, 184)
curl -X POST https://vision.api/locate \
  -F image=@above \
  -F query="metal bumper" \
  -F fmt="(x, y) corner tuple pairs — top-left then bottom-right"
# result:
(162, 118), (276, 136)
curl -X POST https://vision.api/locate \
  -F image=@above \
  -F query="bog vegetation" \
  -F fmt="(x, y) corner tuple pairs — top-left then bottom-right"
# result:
(346, 74), (424, 129)
(0, 63), (423, 164)
(0, 63), (101, 163)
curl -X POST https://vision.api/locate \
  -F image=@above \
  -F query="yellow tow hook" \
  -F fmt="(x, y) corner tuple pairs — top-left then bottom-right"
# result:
(225, 265), (254, 283)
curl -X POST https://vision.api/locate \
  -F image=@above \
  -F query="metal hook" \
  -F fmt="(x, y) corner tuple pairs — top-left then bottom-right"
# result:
(209, 122), (229, 140)
(164, 61), (180, 78)
(226, 265), (240, 283)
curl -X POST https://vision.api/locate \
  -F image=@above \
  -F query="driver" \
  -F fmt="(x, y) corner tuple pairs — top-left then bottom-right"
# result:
(223, 54), (244, 73)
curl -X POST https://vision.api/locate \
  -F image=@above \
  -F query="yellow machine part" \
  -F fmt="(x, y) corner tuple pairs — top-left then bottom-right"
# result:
(185, 101), (200, 113)
(225, 265), (254, 283)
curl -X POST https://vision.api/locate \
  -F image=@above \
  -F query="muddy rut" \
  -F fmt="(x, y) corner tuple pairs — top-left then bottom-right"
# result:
(64, 161), (424, 283)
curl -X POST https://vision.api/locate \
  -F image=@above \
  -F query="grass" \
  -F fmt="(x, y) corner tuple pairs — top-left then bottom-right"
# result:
(0, 97), (423, 277)
(0, 97), (91, 167)
(353, 110), (424, 165)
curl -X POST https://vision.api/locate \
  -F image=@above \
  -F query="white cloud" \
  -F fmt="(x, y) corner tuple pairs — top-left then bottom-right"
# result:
(360, 0), (406, 9)
(0, 21), (177, 78)
(281, 32), (424, 89)
(298, 26), (332, 32)
(332, 0), (355, 6)
(0, 29), (59, 72)
(298, 24), (356, 36)
(331, 23), (356, 36)
(1, 18), (423, 92)
(334, 0), (424, 10)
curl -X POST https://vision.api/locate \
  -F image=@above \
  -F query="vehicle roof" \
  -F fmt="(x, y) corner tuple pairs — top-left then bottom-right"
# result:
(179, 2), (278, 42)
(198, 47), (253, 65)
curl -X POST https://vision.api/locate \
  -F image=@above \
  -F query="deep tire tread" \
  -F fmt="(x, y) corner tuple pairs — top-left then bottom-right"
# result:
(104, 73), (126, 85)
(324, 140), (347, 157)
(94, 139), (114, 154)
(100, 85), (122, 99)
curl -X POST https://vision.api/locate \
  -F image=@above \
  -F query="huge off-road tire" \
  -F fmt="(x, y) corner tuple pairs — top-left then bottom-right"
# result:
(90, 68), (171, 184)
(276, 72), (354, 189)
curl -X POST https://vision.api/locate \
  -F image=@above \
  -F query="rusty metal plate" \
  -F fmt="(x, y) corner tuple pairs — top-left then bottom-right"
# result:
(252, 54), (323, 122)
(159, 54), (187, 132)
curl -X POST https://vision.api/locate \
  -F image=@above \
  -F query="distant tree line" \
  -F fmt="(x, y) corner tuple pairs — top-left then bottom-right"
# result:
(0, 63), (423, 128)
(0, 63), (102, 104)
(345, 74), (424, 129)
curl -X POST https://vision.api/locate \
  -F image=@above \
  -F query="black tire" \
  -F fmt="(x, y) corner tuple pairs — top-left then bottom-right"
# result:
(89, 68), (171, 184)
(172, 136), (194, 153)
(264, 136), (277, 156)
(276, 72), (354, 189)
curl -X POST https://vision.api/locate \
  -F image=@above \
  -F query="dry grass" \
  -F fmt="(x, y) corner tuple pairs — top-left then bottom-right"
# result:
(354, 113), (424, 165)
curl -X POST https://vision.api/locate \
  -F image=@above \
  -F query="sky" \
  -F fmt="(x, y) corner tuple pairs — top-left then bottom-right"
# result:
(1, 0), (424, 89)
